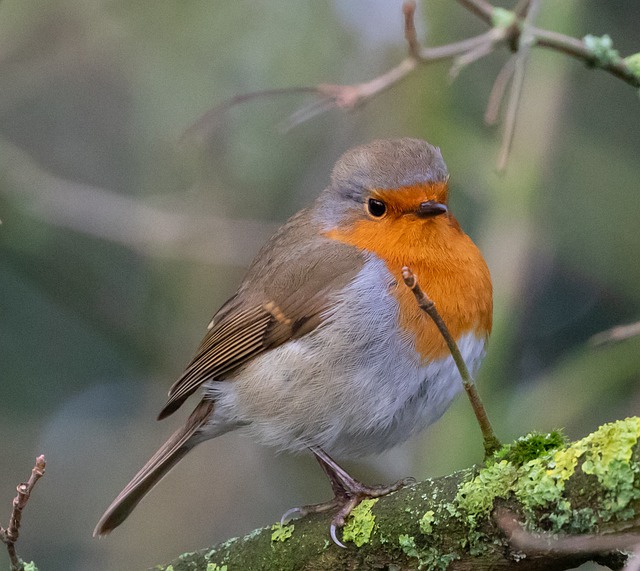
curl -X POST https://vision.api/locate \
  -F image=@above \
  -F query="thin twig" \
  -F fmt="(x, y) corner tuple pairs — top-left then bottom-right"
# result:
(419, 28), (505, 62)
(590, 321), (640, 346)
(181, 86), (321, 145)
(456, 0), (494, 25)
(403, 1), (421, 60)
(496, 0), (540, 172)
(0, 455), (46, 571)
(449, 38), (495, 80)
(532, 26), (640, 87)
(485, 54), (518, 125)
(513, 0), (533, 19)
(401, 267), (501, 457)
(289, 20), (505, 118)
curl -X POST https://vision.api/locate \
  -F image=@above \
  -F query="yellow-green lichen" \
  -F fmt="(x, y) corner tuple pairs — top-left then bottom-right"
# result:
(23, 564), (39, 571)
(164, 566), (173, 571)
(342, 498), (377, 547)
(206, 564), (227, 571)
(580, 416), (640, 518)
(419, 510), (435, 534)
(625, 52), (640, 78)
(456, 460), (518, 514)
(270, 523), (294, 542)
(455, 418), (640, 532)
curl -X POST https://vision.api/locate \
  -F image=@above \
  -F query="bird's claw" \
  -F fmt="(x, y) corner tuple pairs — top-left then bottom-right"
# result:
(330, 522), (347, 549)
(280, 506), (305, 525)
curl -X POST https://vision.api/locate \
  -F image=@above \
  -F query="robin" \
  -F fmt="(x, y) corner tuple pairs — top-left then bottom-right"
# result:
(94, 138), (493, 545)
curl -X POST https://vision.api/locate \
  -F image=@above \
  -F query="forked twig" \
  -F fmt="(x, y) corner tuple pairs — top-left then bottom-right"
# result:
(401, 267), (501, 457)
(0, 456), (46, 571)
(496, 508), (640, 568)
(184, 1), (640, 170)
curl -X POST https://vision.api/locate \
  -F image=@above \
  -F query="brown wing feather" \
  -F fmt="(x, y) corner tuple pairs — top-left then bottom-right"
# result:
(158, 309), (271, 419)
(157, 208), (366, 420)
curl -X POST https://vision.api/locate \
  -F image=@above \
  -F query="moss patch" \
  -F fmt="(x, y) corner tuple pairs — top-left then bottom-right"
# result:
(493, 431), (566, 465)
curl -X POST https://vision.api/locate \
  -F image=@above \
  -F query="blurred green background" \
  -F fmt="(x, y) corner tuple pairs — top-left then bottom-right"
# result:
(1, 1), (639, 569)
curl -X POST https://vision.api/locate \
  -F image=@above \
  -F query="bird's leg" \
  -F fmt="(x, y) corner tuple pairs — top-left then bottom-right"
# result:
(281, 446), (415, 547)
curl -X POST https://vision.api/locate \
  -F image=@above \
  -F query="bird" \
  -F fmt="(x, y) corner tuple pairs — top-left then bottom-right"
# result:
(94, 137), (493, 545)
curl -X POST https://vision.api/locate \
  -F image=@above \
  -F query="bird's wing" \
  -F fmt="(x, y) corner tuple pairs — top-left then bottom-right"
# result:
(158, 210), (365, 419)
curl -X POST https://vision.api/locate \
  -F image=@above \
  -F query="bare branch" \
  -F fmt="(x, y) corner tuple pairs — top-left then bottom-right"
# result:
(513, 0), (533, 19)
(180, 86), (320, 145)
(1, 455), (46, 571)
(590, 321), (640, 346)
(496, 0), (541, 171)
(485, 54), (518, 125)
(456, 0), (494, 25)
(186, 2), (640, 169)
(402, 1), (421, 60)
(401, 266), (501, 457)
(0, 139), (277, 267)
(449, 31), (501, 79)
(419, 27), (505, 62)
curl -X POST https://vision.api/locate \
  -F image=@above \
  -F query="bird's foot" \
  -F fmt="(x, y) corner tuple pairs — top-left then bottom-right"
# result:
(281, 471), (415, 548)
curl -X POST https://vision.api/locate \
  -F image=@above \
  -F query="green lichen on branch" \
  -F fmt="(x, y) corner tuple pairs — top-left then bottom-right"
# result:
(270, 523), (294, 543)
(456, 417), (640, 534)
(625, 53), (640, 79)
(154, 418), (640, 571)
(341, 498), (377, 547)
(583, 34), (621, 67)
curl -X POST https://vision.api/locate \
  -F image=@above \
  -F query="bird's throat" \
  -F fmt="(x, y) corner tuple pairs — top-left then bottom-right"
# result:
(325, 217), (493, 362)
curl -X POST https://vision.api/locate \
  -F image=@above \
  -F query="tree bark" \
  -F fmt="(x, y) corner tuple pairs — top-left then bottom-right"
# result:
(153, 417), (640, 571)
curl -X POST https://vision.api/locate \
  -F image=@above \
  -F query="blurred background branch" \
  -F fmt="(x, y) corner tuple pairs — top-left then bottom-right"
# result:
(0, 139), (276, 267)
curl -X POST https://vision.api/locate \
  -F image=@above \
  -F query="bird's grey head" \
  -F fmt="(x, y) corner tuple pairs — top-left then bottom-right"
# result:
(316, 138), (450, 228)
(332, 138), (448, 195)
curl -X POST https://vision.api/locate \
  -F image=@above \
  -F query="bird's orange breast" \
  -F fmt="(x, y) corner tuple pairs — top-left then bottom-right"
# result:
(325, 185), (492, 362)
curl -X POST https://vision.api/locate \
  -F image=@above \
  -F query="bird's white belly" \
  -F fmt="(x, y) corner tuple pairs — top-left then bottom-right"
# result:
(204, 256), (487, 457)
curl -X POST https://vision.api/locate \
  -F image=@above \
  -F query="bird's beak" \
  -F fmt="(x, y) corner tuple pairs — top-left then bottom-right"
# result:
(416, 200), (448, 218)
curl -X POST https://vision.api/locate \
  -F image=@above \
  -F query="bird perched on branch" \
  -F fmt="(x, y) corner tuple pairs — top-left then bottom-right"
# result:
(94, 138), (493, 545)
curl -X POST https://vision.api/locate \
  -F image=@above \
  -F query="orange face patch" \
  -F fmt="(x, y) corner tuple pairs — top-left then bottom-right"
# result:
(368, 182), (449, 217)
(326, 182), (492, 362)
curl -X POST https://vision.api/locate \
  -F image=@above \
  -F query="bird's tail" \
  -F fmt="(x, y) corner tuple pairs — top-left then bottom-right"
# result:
(94, 399), (214, 537)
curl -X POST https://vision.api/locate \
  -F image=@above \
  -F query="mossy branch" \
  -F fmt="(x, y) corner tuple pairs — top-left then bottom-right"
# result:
(153, 418), (640, 571)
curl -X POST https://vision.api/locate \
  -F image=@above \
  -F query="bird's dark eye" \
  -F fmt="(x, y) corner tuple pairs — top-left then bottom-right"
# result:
(367, 198), (387, 218)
